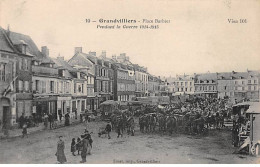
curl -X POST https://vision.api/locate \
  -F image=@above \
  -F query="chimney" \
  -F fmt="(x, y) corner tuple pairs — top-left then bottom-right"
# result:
(57, 56), (64, 61)
(112, 54), (117, 60)
(89, 51), (96, 56)
(101, 50), (106, 58)
(7, 24), (10, 37)
(75, 47), (82, 54)
(41, 46), (49, 57)
(120, 53), (126, 59)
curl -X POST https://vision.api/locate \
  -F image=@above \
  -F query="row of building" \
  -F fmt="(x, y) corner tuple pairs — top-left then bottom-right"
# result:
(1, 26), (259, 129)
(165, 71), (260, 103)
(0, 27), (162, 129)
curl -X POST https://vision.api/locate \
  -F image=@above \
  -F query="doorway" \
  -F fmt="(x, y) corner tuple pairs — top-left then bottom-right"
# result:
(2, 106), (11, 129)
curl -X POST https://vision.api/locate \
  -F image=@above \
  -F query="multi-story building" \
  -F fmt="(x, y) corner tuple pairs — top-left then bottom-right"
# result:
(173, 74), (195, 95)
(194, 73), (218, 98)
(0, 27), (34, 130)
(246, 71), (260, 100)
(31, 46), (71, 121)
(53, 56), (88, 119)
(68, 48), (113, 110)
(111, 62), (135, 101)
(133, 64), (148, 97)
(148, 74), (160, 96)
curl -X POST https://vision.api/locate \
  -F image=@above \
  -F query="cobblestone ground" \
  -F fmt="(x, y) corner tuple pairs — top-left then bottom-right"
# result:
(0, 120), (258, 164)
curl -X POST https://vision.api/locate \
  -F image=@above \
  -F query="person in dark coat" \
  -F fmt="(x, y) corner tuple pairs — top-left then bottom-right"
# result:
(55, 136), (67, 164)
(48, 114), (53, 129)
(80, 134), (89, 163)
(19, 113), (25, 128)
(117, 118), (123, 138)
(65, 113), (70, 126)
(105, 122), (112, 139)
(71, 138), (76, 156)
(22, 122), (28, 138)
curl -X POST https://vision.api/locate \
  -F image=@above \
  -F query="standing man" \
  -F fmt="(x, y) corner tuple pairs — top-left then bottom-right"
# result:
(43, 113), (49, 129)
(48, 113), (53, 129)
(80, 134), (89, 163)
(117, 117), (123, 138)
(65, 113), (70, 126)
(105, 121), (112, 139)
(19, 113), (25, 129)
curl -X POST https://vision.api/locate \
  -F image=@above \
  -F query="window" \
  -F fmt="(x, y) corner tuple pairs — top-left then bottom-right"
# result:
(0, 63), (6, 81)
(18, 80), (23, 92)
(42, 81), (46, 93)
(242, 87), (245, 91)
(248, 86), (251, 91)
(50, 81), (54, 92)
(24, 59), (28, 70)
(254, 86), (257, 90)
(78, 84), (82, 93)
(235, 81), (238, 84)
(74, 83), (76, 93)
(185, 82), (187, 86)
(82, 84), (84, 93)
(19, 59), (22, 69)
(254, 80), (257, 84)
(248, 80), (251, 84)
(24, 81), (29, 92)
(242, 81), (245, 85)
(36, 80), (40, 92)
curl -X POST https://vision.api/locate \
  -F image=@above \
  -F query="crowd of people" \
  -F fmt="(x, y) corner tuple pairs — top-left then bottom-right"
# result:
(138, 97), (233, 135)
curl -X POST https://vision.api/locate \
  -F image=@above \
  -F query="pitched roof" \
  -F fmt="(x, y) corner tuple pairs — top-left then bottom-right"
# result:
(0, 27), (15, 53)
(196, 73), (217, 81)
(68, 52), (94, 67)
(4, 28), (54, 63)
(52, 57), (78, 72)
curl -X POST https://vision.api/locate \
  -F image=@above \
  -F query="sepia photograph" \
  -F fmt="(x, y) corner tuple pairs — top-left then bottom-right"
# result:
(0, 0), (260, 164)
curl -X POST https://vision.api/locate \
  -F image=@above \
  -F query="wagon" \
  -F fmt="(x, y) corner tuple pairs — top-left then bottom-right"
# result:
(100, 100), (119, 121)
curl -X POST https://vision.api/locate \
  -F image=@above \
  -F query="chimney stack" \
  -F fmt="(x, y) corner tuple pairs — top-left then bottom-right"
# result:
(7, 24), (10, 37)
(89, 51), (96, 56)
(75, 47), (82, 54)
(101, 50), (106, 58)
(57, 56), (64, 61)
(41, 46), (49, 57)
(112, 54), (117, 60)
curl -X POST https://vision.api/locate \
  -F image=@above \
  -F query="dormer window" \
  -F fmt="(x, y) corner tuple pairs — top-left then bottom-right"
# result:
(77, 72), (80, 79)
(17, 40), (28, 54)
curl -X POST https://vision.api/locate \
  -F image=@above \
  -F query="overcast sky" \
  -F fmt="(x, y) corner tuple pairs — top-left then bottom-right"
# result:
(1, 0), (260, 77)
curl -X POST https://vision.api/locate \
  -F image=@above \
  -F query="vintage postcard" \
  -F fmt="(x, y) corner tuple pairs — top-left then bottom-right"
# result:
(0, 0), (260, 164)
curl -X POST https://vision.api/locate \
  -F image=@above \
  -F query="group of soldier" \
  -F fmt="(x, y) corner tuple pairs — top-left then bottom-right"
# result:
(138, 97), (232, 135)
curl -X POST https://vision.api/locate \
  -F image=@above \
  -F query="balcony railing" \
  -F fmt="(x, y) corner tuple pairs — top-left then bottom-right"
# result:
(32, 65), (58, 76)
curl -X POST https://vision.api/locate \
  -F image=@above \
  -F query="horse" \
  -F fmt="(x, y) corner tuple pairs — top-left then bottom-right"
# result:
(165, 115), (177, 135)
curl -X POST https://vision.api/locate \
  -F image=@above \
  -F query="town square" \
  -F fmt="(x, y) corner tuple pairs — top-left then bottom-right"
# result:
(0, 0), (260, 164)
